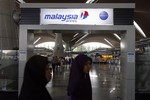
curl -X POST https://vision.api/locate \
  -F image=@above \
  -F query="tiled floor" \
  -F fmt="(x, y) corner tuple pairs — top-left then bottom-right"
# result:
(46, 63), (121, 100)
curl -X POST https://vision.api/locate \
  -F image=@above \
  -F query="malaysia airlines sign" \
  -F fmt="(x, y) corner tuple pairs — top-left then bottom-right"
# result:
(40, 9), (113, 25)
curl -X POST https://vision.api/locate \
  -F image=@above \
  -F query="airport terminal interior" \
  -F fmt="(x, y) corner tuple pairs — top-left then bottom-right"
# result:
(0, 0), (150, 100)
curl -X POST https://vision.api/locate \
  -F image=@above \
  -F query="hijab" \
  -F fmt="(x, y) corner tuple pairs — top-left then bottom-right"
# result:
(67, 54), (92, 98)
(19, 55), (52, 100)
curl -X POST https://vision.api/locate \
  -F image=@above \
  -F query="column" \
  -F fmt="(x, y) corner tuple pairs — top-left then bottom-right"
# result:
(65, 43), (70, 51)
(53, 33), (64, 57)
(19, 26), (27, 94)
(0, 0), (18, 49)
(120, 27), (135, 100)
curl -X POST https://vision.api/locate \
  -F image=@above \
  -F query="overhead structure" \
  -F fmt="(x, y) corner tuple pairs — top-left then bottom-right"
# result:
(19, 3), (135, 100)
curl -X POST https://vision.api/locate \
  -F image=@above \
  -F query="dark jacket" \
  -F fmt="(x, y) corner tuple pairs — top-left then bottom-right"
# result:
(19, 55), (52, 100)
(68, 54), (92, 100)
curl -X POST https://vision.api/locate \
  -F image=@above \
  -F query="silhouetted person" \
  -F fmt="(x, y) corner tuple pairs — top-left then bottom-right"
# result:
(51, 56), (59, 72)
(19, 55), (53, 100)
(67, 54), (92, 100)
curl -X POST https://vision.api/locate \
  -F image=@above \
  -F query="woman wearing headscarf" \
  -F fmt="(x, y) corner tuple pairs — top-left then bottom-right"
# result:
(19, 55), (53, 100)
(67, 54), (92, 100)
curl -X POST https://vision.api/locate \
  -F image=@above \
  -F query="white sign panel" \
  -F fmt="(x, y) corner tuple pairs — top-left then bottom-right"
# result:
(127, 52), (135, 63)
(19, 51), (27, 61)
(40, 9), (113, 25)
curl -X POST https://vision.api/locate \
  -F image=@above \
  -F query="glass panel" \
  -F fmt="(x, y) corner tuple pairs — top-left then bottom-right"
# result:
(0, 50), (18, 91)
(136, 51), (150, 92)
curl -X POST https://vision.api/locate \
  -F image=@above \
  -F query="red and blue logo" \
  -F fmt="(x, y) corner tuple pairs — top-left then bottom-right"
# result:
(80, 11), (89, 19)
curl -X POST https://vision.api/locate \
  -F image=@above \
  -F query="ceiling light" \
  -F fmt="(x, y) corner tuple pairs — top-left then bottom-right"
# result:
(75, 41), (85, 47)
(71, 33), (79, 41)
(17, 0), (25, 3)
(114, 33), (121, 40)
(34, 37), (41, 44)
(71, 37), (76, 41)
(104, 38), (114, 47)
(75, 33), (89, 43)
(86, 0), (95, 3)
(73, 33), (79, 38)
(133, 21), (146, 38)
(78, 41), (85, 45)
(90, 74), (98, 78)
(86, 0), (98, 3)
(110, 87), (116, 93)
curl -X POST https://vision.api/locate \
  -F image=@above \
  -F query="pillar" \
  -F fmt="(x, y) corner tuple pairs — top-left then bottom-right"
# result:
(53, 33), (64, 57)
(0, 0), (18, 50)
(120, 27), (135, 100)
(18, 27), (34, 94)
(65, 43), (70, 51)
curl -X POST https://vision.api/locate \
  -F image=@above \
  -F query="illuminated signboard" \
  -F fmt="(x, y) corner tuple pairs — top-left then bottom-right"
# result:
(40, 9), (113, 25)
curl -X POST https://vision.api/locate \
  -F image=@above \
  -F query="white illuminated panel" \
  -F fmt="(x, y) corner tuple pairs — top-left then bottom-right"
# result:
(40, 9), (113, 25)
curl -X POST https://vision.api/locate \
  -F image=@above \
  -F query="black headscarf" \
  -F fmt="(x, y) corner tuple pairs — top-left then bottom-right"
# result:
(68, 54), (92, 100)
(19, 55), (52, 100)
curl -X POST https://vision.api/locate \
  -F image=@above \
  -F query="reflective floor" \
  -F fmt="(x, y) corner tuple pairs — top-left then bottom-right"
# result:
(46, 63), (121, 100)
(0, 60), (18, 91)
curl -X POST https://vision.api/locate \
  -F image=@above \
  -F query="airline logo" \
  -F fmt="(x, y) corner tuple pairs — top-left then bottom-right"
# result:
(44, 10), (89, 22)
(44, 14), (78, 21)
(80, 11), (89, 19)
(99, 11), (109, 20)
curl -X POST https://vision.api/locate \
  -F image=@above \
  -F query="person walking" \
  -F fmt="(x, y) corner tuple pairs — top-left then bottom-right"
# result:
(19, 55), (53, 100)
(67, 54), (92, 100)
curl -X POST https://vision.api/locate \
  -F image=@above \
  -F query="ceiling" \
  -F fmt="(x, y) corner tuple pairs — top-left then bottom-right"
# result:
(22, 0), (150, 49)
